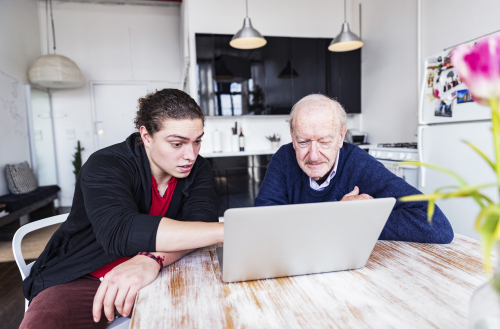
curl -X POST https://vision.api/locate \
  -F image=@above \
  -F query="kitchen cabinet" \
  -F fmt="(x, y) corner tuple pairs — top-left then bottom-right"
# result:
(196, 34), (361, 116)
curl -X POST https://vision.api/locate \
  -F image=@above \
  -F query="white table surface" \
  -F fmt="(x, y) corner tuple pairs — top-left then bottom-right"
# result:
(130, 234), (488, 329)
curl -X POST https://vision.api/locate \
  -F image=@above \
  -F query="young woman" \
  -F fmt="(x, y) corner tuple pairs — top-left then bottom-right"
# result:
(21, 89), (223, 328)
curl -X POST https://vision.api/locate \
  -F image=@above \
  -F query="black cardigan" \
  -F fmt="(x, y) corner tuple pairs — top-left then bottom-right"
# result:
(23, 133), (218, 302)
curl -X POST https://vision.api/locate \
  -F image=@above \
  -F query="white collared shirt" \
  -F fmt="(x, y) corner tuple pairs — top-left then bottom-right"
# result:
(309, 149), (340, 191)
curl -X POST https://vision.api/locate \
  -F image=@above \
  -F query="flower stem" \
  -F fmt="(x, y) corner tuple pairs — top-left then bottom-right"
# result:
(490, 99), (500, 202)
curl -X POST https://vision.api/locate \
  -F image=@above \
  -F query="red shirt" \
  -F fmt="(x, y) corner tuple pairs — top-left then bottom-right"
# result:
(89, 176), (178, 278)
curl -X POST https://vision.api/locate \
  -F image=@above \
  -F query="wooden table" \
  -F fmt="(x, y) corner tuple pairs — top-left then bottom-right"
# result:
(130, 234), (488, 328)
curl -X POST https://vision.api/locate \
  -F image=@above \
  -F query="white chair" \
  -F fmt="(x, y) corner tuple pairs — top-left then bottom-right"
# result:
(12, 213), (131, 329)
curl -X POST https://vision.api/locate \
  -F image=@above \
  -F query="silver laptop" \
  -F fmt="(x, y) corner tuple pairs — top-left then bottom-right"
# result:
(217, 197), (396, 283)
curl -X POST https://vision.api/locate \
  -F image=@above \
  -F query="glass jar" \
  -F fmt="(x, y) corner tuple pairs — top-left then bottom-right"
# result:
(469, 245), (500, 328)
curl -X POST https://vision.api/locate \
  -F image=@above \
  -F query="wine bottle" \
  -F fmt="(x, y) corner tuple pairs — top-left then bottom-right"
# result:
(239, 127), (245, 151)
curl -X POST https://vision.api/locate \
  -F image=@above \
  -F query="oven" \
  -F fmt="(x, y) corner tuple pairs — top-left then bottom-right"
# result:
(368, 143), (419, 189)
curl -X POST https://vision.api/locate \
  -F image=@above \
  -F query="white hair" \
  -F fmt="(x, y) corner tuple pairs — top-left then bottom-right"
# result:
(288, 94), (347, 132)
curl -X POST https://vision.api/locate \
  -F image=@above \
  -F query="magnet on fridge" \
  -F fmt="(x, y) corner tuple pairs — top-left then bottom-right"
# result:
(426, 72), (435, 88)
(434, 100), (453, 118)
(425, 93), (438, 105)
(457, 89), (474, 104)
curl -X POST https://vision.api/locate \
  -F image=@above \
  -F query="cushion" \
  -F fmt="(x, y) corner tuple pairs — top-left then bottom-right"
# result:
(5, 161), (38, 195)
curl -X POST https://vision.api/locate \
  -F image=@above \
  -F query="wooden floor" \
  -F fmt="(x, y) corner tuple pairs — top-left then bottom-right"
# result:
(0, 261), (28, 328)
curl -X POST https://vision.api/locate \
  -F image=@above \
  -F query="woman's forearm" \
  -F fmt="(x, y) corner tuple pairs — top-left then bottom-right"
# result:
(155, 217), (224, 252)
(151, 249), (195, 267)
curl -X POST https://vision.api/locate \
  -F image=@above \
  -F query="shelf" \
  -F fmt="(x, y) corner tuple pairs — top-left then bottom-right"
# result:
(200, 149), (278, 158)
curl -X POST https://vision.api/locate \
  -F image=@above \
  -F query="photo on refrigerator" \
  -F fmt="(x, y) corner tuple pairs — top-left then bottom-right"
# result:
(434, 100), (453, 117)
(457, 89), (474, 104)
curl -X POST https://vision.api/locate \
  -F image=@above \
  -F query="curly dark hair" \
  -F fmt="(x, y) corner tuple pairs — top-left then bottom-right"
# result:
(134, 89), (205, 141)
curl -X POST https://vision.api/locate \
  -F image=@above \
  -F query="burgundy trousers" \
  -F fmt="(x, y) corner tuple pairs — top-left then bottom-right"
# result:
(19, 275), (130, 329)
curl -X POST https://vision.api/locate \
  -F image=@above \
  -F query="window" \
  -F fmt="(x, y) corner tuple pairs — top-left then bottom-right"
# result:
(215, 82), (242, 116)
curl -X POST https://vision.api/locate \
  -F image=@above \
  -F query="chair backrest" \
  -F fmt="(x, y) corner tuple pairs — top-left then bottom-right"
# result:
(12, 214), (132, 328)
(12, 213), (68, 280)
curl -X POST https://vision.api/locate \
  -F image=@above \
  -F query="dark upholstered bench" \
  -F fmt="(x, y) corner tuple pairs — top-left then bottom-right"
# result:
(0, 185), (60, 228)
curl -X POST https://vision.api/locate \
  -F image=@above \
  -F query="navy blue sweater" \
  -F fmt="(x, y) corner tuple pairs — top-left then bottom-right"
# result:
(255, 142), (454, 243)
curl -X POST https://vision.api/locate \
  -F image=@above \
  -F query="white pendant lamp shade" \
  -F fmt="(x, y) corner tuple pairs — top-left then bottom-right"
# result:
(230, 17), (267, 49)
(328, 22), (364, 52)
(29, 54), (84, 89)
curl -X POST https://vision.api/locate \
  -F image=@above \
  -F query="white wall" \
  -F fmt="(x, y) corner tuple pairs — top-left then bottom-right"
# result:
(421, 0), (500, 58)
(38, 1), (183, 206)
(351, 0), (419, 145)
(0, 0), (41, 195)
(350, 0), (500, 146)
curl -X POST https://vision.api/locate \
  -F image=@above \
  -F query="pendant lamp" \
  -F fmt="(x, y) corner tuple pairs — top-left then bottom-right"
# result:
(278, 60), (299, 79)
(29, 0), (84, 89)
(328, 0), (364, 52)
(230, 0), (267, 50)
(29, 54), (84, 88)
(214, 57), (235, 81)
(278, 39), (299, 79)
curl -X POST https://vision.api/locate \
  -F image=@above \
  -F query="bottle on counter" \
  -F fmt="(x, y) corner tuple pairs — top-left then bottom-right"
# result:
(231, 122), (239, 152)
(239, 127), (245, 151)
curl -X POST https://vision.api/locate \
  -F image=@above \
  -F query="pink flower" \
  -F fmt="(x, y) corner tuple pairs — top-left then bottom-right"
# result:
(452, 35), (500, 106)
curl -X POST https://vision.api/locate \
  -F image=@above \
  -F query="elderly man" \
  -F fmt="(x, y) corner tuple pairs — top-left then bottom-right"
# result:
(255, 94), (453, 243)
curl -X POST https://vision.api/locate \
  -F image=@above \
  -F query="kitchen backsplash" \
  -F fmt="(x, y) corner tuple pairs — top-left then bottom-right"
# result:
(200, 115), (361, 154)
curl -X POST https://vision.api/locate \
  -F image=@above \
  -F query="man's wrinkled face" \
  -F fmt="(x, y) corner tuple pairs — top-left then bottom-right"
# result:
(291, 107), (346, 181)
(141, 118), (204, 178)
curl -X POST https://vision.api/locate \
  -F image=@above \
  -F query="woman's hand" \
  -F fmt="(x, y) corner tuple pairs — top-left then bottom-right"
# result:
(92, 254), (160, 322)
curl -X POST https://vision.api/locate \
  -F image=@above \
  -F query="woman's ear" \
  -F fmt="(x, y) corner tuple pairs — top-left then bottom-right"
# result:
(140, 126), (152, 147)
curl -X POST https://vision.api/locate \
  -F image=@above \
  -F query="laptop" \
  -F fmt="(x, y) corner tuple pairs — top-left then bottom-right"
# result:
(217, 197), (396, 283)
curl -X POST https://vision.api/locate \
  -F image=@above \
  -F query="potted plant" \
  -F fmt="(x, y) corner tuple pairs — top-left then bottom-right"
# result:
(400, 34), (500, 328)
(266, 134), (281, 150)
(72, 140), (84, 180)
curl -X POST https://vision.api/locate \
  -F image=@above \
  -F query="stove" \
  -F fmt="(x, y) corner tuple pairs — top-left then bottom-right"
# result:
(368, 143), (419, 188)
(368, 143), (418, 162)
(376, 142), (417, 149)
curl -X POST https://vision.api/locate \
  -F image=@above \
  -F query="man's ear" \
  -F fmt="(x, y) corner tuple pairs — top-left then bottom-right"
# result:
(290, 130), (295, 150)
(338, 126), (347, 148)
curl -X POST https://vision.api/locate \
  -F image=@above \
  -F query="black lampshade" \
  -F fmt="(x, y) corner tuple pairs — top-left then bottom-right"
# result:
(278, 60), (299, 79)
(215, 59), (234, 81)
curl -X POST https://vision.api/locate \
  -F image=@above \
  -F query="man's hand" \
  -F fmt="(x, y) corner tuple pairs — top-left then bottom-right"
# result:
(92, 255), (160, 323)
(341, 186), (373, 201)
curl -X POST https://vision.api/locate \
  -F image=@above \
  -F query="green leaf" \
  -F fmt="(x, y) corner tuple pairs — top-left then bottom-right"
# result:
(427, 199), (435, 224)
(399, 194), (438, 202)
(476, 192), (495, 205)
(475, 205), (498, 232)
(398, 161), (467, 185)
(480, 212), (499, 274)
(434, 185), (460, 193)
(400, 183), (498, 202)
(463, 140), (495, 171)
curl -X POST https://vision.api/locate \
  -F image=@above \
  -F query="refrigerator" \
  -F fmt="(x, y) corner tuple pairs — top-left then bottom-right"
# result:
(418, 47), (496, 239)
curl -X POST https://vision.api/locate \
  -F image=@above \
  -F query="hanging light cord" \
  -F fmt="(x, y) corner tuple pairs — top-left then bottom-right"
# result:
(246, 0), (248, 17)
(344, 0), (346, 22)
(49, 0), (56, 53)
(46, 0), (49, 54)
